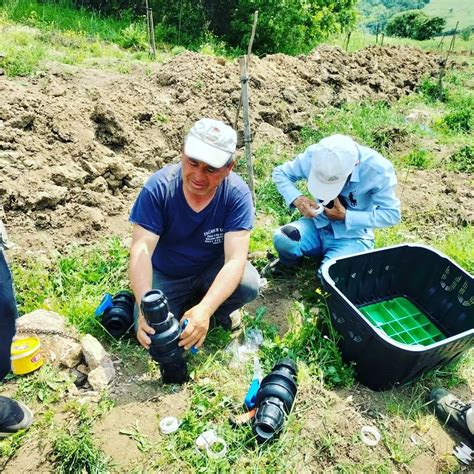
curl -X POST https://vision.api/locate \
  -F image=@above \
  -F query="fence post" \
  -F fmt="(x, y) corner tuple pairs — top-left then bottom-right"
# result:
(344, 31), (352, 51)
(144, 0), (156, 58)
(234, 11), (258, 130)
(239, 55), (255, 203)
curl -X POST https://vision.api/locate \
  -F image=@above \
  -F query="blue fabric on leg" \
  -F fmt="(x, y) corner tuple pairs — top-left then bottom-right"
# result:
(0, 251), (17, 382)
(272, 217), (323, 266)
(317, 226), (374, 280)
(272, 219), (374, 279)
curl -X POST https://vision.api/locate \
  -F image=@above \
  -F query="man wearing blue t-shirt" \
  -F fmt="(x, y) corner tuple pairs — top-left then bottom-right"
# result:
(129, 118), (259, 351)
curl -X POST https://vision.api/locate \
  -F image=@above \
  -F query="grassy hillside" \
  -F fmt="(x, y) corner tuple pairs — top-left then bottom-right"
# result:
(423, 0), (474, 30)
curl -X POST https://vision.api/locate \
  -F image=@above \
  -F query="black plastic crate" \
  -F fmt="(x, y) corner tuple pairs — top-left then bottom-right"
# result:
(321, 244), (473, 391)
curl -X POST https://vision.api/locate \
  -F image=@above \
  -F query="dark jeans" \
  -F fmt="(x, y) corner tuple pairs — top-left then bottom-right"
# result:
(0, 251), (17, 382)
(134, 259), (260, 330)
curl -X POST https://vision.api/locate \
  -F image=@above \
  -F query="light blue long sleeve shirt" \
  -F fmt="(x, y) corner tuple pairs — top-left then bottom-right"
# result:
(272, 142), (401, 240)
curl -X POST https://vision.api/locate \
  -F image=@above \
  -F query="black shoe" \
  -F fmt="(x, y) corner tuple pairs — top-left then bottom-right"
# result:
(261, 258), (292, 278)
(0, 397), (34, 438)
(213, 309), (242, 331)
(429, 388), (474, 443)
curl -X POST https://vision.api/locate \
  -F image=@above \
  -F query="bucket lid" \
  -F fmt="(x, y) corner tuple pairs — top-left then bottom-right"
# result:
(11, 337), (41, 360)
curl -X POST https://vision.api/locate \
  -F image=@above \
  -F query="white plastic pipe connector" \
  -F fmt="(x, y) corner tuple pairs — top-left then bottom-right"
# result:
(159, 416), (181, 435)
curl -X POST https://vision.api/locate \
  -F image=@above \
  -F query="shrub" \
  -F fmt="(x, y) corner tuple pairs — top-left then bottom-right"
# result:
(418, 78), (443, 101)
(402, 149), (431, 169)
(385, 10), (445, 40)
(439, 107), (473, 133)
(448, 146), (473, 173)
(118, 22), (147, 50)
(459, 27), (472, 41)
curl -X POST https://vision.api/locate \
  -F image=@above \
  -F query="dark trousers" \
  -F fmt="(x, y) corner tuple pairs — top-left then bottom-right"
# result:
(0, 251), (17, 382)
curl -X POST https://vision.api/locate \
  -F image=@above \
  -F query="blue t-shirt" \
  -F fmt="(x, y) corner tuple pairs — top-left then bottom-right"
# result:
(129, 163), (254, 278)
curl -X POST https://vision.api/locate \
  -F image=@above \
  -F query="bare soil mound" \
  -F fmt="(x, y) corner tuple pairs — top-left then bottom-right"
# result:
(0, 45), (452, 253)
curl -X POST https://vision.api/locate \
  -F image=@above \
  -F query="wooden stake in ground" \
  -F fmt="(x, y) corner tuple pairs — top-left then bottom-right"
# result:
(233, 11), (258, 203)
(234, 11), (258, 130)
(239, 55), (255, 203)
(344, 31), (352, 51)
(437, 21), (459, 99)
(145, 0), (156, 59)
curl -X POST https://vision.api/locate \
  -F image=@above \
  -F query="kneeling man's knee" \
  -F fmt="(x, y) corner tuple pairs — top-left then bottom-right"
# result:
(273, 225), (302, 260)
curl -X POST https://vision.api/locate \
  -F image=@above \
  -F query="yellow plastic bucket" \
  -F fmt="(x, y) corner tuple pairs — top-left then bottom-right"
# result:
(11, 337), (43, 375)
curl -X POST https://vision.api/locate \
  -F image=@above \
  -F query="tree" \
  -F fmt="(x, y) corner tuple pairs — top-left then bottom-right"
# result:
(73, 0), (357, 55)
(385, 10), (445, 40)
(229, 0), (357, 55)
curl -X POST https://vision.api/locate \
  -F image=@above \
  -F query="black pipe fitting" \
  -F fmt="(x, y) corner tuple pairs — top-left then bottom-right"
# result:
(140, 289), (188, 384)
(253, 358), (298, 443)
(102, 291), (135, 338)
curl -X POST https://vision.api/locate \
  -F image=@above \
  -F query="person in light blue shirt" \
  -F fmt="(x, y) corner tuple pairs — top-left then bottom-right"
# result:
(267, 134), (400, 278)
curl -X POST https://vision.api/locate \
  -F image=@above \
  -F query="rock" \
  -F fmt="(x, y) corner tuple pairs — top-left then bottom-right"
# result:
(78, 391), (100, 404)
(406, 109), (430, 124)
(16, 309), (80, 338)
(81, 334), (114, 371)
(76, 364), (89, 375)
(88, 365), (116, 390)
(87, 176), (108, 192)
(59, 339), (83, 368)
(124, 175), (144, 188)
(18, 185), (68, 211)
(6, 113), (35, 130)
(71, 368), (88, 387)
(67, 383), (80, 396)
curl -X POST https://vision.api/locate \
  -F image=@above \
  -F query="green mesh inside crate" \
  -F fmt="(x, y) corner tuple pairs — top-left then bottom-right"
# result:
(359, 297), (446, 346)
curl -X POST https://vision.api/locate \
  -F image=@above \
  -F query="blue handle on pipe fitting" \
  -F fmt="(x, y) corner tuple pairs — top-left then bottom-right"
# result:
(181, 319), (198, 354)
(95, 293), (113, 317)
(244, 378), (261, 409)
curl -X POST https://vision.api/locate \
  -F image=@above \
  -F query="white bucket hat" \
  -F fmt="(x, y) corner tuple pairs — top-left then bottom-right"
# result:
(184, 118), (237, 169)
(307, 135), (359, 202)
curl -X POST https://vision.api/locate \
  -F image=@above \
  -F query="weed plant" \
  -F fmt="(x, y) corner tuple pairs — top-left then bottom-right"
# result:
(51, 401), (112, 473)
(12, 238), (129, 335)
(15, 364), (74, 403)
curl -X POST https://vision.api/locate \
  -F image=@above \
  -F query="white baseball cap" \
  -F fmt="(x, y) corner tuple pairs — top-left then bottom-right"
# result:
(307, 135), (359, 202)
(184, 118), (237, 168)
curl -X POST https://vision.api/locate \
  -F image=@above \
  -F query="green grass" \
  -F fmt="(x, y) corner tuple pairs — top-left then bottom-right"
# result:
(0, 0), (158, 76)
(301, 101), (414, 155)
(1, 0), (136, 43)
(12, 238), (129, 335)
(422, 0), (474, 30)
(329, 28), (474, 53)
(50, 400), (113, 473)
(15, 364), (73, 404)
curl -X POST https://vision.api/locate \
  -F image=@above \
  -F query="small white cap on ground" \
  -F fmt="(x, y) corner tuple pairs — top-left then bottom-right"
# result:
(159, 416), (181, 435)
(360, 425), (381, 446)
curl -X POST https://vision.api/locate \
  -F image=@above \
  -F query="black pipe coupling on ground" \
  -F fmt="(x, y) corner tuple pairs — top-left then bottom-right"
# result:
(140, 289), (188, 384)
(253, 358), (298, 443)
(102, 291), (135, 338)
